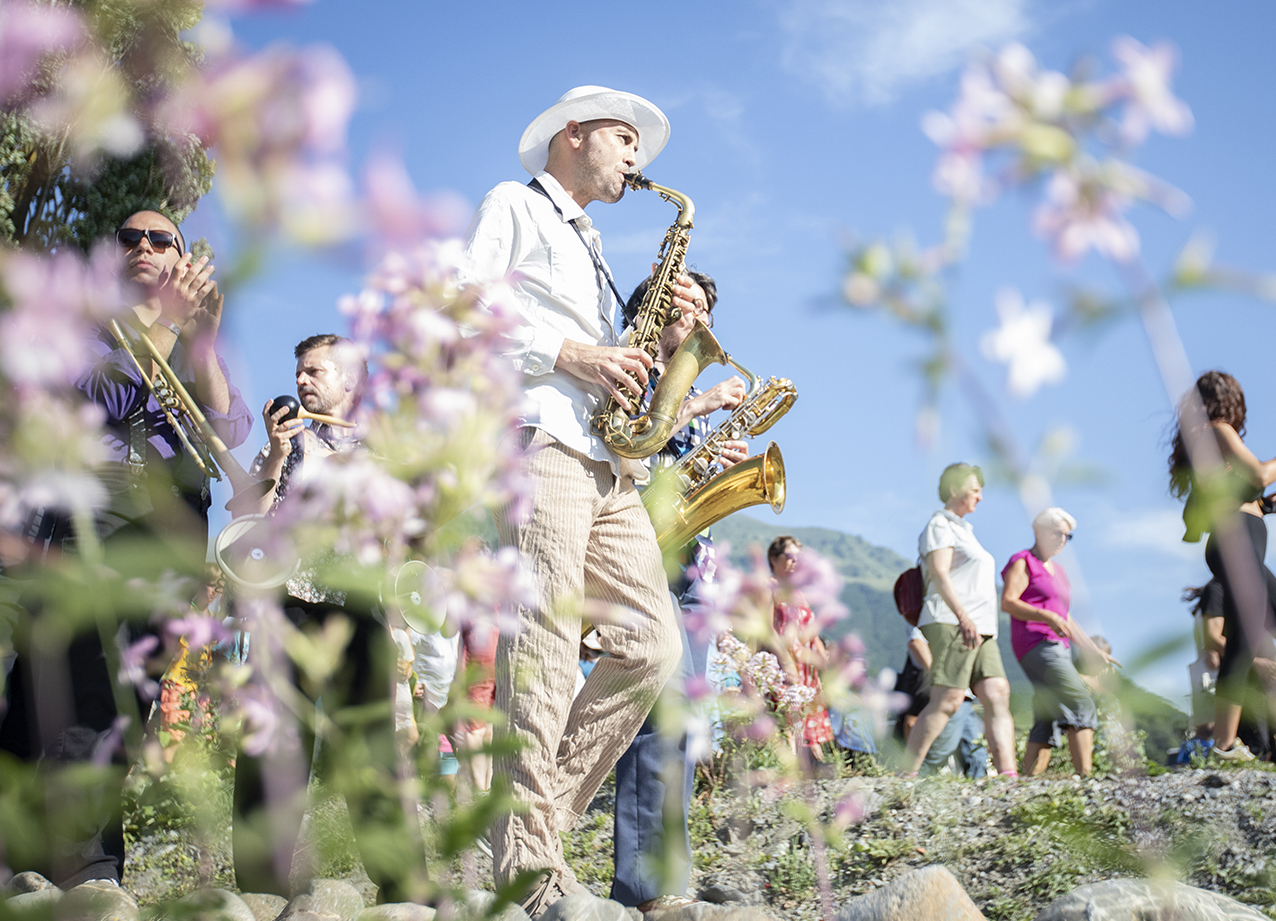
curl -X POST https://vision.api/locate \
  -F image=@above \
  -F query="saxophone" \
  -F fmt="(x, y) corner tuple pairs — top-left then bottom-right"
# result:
(643, 363), (798, 552)
(591, 171), (729, 459)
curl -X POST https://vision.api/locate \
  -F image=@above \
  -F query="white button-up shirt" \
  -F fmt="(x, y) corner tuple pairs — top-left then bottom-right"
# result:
(917, 508), (998, 636)
(461, 172), (638, 476)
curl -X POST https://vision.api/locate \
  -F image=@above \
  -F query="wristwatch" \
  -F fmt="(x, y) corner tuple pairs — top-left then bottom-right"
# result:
(155, 319), (183, 337)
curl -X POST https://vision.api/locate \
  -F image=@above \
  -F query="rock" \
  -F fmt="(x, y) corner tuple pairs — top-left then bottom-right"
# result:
(1033, 879), (1270, 920)
(55, 880), (140, 921)
(1202, 773), (1231, 788)
(174, 889), (258, 921)
(540, 893), (630, 921)
(7, 872), (58, 895)
(448, 891), (528, 921)
(280, 881), (367, 921)
(8, 889), (63, 913)
(642, 904), (772, 921)
(355, 905), (437, 921)
(240, 894), (290, 921)
(836, 866), (985, 921)
(695, 885), (748, 905)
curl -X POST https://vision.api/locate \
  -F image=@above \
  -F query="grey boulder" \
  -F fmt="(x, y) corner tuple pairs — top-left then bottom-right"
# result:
(695, 886), (748, 906)
(279, 881), (367, 921)
(642, 903), (773, 921)
(55, 880), (139, 921)
(174, 889), (258, 921)
(836, 866), (986, 921)
(6, 872), (59, 896)
(540, 894), (630, 921)
(8, 889), (64, 913)
(457, 890), (530, 921)
(239, 893), (290, 921)
(355, 905), (437, 921)
(1033, 879), (1271, 920)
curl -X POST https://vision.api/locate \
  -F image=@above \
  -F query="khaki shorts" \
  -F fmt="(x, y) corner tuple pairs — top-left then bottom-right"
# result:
(920, 622), (1007, 689)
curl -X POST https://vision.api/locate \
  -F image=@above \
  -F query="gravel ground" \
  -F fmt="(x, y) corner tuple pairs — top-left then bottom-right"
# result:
(563, 765), (1276, 921)
(124, 764), (1276, 921)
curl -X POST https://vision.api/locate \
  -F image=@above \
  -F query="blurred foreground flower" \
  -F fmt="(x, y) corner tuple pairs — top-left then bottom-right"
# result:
(0, 0), (86, 107)
(1109, 36), (1193, 145)
(980, 287), (1066, 398)
(160, 41), (358, 242)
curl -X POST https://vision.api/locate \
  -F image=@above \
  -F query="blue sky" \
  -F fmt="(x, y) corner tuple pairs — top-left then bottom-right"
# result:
(188, 0), (1276, 705)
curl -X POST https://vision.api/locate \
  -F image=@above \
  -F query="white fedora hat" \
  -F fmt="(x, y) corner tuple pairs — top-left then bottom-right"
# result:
(518, 85), (670, 176)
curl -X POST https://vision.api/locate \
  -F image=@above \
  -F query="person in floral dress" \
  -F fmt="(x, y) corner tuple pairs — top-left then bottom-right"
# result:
(768, 535), (834, 759)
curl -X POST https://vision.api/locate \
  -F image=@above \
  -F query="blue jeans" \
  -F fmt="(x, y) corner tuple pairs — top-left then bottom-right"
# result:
(920, 699), (988, 779)
(610, 602), (697, 906)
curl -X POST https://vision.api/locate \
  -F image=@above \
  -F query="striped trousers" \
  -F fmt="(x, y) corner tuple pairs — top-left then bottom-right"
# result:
(491, 428), (681, 890)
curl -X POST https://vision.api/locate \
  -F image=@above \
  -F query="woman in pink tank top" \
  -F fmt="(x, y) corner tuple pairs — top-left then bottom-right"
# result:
(1001, 508), (1112, 776)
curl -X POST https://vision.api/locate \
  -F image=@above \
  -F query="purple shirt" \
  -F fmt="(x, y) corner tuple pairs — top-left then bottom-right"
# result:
(1003, 548), (1072, 660)
(78, 320), (252, 495)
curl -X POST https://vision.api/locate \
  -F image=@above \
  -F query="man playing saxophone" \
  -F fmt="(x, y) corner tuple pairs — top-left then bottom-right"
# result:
(458, 86), (703, 917)
(611, 270), (749, 914)
(0, 209), (252, 887)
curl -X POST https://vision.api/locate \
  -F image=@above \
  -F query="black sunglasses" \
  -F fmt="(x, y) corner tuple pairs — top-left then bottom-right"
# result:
(116, 228), (182, 253)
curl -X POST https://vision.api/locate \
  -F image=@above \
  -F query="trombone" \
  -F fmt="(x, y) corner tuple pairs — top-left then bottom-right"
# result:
(107, 318), (273, 515)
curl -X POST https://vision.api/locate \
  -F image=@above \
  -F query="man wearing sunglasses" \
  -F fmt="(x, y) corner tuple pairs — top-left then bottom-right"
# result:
(0, 209), (251, 888)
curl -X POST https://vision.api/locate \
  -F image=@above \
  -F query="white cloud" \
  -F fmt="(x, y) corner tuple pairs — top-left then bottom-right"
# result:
(1100, 507), (1203, 563)
(776, 0), (1032, 106)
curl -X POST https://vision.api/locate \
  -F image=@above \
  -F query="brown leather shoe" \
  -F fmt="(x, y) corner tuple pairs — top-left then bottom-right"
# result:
(636, 895), (700, 916)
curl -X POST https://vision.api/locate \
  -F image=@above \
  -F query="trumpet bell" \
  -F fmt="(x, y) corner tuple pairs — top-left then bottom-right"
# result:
(214, 514), (299, 592)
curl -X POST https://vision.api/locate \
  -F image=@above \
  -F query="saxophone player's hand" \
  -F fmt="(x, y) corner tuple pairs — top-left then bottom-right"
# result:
(674, 376), (747, 435)
(717, 439), (749, 469)
(556, 340), (652, 412)
(689, 377), (747, 415)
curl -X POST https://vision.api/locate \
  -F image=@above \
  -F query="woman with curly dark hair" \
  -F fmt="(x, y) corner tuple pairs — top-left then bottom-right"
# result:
(1169, 370), (1276, 761)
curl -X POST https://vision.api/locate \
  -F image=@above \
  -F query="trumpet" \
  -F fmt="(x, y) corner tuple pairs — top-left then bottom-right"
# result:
(269, 394), (356, 429)
(107, 318), (273, 515)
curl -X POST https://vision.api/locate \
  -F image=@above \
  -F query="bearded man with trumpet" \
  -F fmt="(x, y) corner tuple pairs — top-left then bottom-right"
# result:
(0, 209), (252, 887)
(229, 334), (427, 903)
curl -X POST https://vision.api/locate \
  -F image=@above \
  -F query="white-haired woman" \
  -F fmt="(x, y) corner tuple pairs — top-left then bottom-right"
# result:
(1001, 507), (1110, 776)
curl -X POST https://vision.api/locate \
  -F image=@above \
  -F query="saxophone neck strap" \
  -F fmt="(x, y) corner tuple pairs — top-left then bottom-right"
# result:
(527, 178), (628, 313)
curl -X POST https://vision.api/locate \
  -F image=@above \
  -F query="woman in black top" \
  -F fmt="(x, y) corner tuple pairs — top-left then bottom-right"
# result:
(1169, 371), (1276, 760)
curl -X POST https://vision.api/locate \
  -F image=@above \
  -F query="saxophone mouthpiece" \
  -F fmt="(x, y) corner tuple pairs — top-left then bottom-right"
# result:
(624, 171), (651, 191)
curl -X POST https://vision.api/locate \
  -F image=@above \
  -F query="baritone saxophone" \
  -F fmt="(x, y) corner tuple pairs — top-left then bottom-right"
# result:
(643, 363), (798, 553)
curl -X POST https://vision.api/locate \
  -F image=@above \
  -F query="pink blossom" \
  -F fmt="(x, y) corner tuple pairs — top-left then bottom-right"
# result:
(0, 1), (85, 106)
(921, 65), (1014, 204)
(235, 685), (284, 757)
(0, 245), (127, 388)
(833, 790), (866, 829)
(363, 150), (472, 244)
(160, 43), (357, 236)
(1032, 167), (1140, 263)
(1110, 36), (1193, 145)
(118, 634), (160, 700)
(166, 614), (232, 651)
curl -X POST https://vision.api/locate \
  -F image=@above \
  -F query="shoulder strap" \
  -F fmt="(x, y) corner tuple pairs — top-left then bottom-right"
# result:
(527, 178), (628, 310)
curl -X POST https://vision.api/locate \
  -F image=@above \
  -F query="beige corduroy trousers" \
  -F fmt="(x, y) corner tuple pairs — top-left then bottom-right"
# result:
(491, 428), (681, 891)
